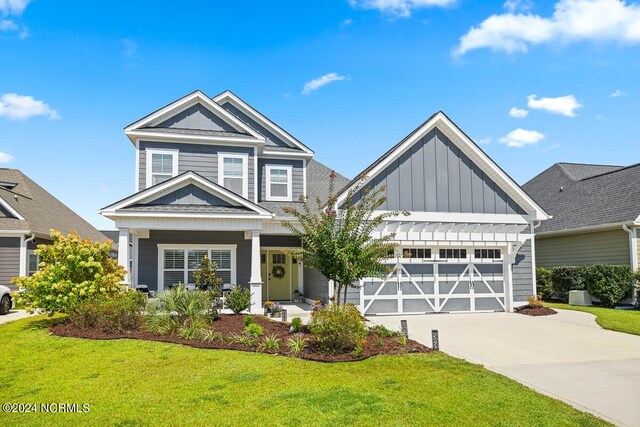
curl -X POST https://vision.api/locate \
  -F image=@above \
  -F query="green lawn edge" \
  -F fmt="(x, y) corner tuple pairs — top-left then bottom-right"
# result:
(0, 316), (610, 427)
(546, 303), (640, 336)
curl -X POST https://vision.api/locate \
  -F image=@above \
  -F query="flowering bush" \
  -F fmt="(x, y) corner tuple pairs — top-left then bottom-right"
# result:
(12, 230), (126, 315)
(311, 300), (324, 311)
(308, 304), (366, 354)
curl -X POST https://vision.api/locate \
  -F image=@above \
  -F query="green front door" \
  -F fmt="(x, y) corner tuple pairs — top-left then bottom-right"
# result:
(261, 249), (292, 301)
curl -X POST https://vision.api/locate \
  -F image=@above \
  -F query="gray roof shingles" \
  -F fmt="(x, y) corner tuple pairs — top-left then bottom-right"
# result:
(523, 162), (640, 234)
(0, 169), (110, 242)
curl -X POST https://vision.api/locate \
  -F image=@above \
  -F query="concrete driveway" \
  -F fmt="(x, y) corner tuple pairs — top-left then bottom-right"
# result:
(368, 310), (640, 427)
(0, 309), (33, 325)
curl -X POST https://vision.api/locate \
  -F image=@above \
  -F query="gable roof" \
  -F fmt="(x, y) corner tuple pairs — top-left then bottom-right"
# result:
(213, 90), (314, 155)
(335, 111), (550, 221)
(0, 169), (109, 241)
(124, 90), (266, 144)
(101, 171), (273, 218)
(523, 162), (640, 234)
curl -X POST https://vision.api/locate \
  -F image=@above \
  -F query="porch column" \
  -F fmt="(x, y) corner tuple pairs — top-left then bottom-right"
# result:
(118, 229), (130, 286)
(503, 243), (515, 313)
(248, 230), (262, 313)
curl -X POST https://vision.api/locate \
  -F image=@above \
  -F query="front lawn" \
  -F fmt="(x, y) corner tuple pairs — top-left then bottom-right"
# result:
(0, 316), (608, 427)
(546, 303), (640, 336)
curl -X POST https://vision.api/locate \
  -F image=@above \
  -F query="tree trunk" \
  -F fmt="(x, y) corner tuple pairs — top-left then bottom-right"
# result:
(343, 284), (348, 306)
(334, 282), (341, 306)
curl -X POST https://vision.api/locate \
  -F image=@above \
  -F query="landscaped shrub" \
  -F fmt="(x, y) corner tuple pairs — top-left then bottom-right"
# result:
(145, 286), (213, 335)
(536, 267), (553, 300)
(290, 317), (302, 333)
(68, 290), (146, 333)
(368, 324), (399, 338)
(12, 230), (126, 314)
(584, 265), (634, 308)
(244, 315), (254, 327)
(308, 304), (366, 354)
(550, 266), (587, 300)
(225, 286), (251, 314)
(243, 322), (264, 338)
(527, 295), (543, 308)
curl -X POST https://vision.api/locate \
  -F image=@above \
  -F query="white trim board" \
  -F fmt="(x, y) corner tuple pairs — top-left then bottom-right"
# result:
(335, 112), (550, 222)
(0, 195), (25, 220)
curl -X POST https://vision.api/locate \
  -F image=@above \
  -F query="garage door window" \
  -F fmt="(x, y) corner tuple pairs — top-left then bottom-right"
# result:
(439, 248), (467, 259)
(474, 249), (501, 260)
(402, 248), (432, 259)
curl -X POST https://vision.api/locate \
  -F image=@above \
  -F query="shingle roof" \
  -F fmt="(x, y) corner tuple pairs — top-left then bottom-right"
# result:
(0, 169), (110, 242)
(523, 162), (640, 234)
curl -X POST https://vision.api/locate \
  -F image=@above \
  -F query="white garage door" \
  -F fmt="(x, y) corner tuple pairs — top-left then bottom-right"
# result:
(361, 257), (505, 315)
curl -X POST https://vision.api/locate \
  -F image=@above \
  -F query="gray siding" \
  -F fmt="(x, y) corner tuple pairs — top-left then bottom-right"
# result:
(138, 141), (255, 200)
(535, 229), (630, 268)
(352, 129), (526, 214)
(257, 159), (304, 202)
(221, 102), (289, 147)
(137, 231), (251, 292)
(0, 237), (20, 290)
(303, 267), (329, 303)
(148, 184), (232, 206)
(512, 240), (534, 302)
(155, 104), (238, 132)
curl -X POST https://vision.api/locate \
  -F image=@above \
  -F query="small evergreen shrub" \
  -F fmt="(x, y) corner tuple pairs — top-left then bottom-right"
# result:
(244, 315), (254, 327)
(290, 317), (302, 333)
(536, 267), (553, 300)
(308, 304), (366, 354)
(225, 286), (252, 314)
(369, 324), (399, 338)
(243, 323), (264, 338)
(584, 265), (634, 308)
(68, 290), (146, 333)
(550, 266), (587, 300)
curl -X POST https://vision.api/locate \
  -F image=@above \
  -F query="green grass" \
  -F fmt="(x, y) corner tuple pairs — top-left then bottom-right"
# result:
(546, 303), (640, 336)
(0, 316), (608, 427)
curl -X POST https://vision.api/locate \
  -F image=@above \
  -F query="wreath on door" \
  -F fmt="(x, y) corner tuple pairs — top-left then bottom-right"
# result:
(271, 265), (286, 279)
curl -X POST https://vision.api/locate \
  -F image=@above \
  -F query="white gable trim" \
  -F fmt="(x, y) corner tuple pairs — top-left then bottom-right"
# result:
(213, 90), (314, 154)
(100, 171), (272, 217)
(335, 112), (550, 221)
(125, 90), (265, 142)
(0, 195), (25, 220)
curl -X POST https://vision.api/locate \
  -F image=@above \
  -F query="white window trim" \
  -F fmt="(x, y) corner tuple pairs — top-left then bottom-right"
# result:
(218, 153), (249, 199)
(265, 165), (293, 202)
(145, 148), (179, 188)
(157, 244), (237, 292)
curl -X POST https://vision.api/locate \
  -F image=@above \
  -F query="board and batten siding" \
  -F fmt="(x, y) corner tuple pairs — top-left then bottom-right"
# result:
(351, 128), (526, 215)
(535, 229), (631, 268)
(0, 237), (20, 289)
(155, 104), (238, 132)
(137, 230), (251, 292)
(138, 141), (255, 200)
(257, 159), (304, 202)
(512, 240), (534, 302)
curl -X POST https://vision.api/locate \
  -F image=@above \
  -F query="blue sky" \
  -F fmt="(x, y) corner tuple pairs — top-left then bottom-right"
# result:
(1, 0), (639, 230)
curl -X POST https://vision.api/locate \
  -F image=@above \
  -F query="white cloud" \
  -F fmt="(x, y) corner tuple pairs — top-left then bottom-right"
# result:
(0, 0), (30, 15)
(499, 128), (545, 147)
(348, 0), (456, 18)
(454, 0), (640, 56)
(342, 18), (354, 26)
(595, 113), (605, 120)
(527, 94), (582, 117)
(503, 0), (533, 13)
(301, 73), (347, 95)
(0, 151), (14, 164)
(610, 89), (626, 97)
(122, 38), (138, 58)
(476, 137), (492, 145)
(0, 19), (16, 30)
(0, 93), (60, 120)
(509, 107), (529, 118)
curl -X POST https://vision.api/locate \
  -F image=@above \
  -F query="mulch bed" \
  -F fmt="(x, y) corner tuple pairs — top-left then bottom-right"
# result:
(516, 306), (558, 316)
(50, 314), (430, 362)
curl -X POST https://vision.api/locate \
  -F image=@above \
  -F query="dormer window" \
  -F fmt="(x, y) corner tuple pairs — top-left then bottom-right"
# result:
(266, 165), (292, 201)
(218, 153), (248, 198)
(146, 149), (178, 187)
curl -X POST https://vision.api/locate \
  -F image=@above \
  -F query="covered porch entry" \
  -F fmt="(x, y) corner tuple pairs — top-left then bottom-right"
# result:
(260, 248), (301, 302)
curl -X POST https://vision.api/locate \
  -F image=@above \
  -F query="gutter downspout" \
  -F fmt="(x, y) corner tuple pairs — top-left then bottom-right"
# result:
(530, 220), (542, 299)
(622, 224), (638, 306)
(19, 232), (36, 277)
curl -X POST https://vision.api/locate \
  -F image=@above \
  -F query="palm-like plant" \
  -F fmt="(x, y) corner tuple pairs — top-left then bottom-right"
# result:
(145, 285), (212, 335)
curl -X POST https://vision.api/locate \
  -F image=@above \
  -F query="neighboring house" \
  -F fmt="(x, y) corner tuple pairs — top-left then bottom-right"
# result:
(523, 162), (640, 275)
(100, 90), (549, 315)
(0, 169), (110, 290)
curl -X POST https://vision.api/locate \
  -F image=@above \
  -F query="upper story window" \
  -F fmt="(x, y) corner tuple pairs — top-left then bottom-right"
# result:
(146, 149), (178, 187)
(218, 153), (248, 198)
(266, 165), (292, 201)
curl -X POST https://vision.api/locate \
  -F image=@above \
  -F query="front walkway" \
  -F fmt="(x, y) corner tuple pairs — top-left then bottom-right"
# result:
(0, 310), (33, 325)
(368, 310), (640, 427)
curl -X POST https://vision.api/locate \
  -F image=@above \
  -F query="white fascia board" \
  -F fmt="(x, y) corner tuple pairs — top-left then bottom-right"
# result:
(260, 151), (313, 159)
(536, 222), (631, 238)
(0, 196), (25, 220)
(125, 91), (264, 141)
(102, 212), (272, 220)
(126, 130), (264, 146)
(381, 211), (530, 225)
(0, 229), (31, 236)
(335, 112), (550, 222)
(101, 171), (273, 216)
(213, 91), (314, 154)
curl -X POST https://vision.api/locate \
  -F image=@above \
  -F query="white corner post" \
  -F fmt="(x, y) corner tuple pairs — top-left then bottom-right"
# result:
(18, 235), (27, 277)
(503, 243), (515, 313)
(118, 229), (130, 286)
(248, 230), (262, 313)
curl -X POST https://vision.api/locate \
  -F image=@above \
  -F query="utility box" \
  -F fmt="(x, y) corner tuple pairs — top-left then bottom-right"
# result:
(569, 290), (592, 306)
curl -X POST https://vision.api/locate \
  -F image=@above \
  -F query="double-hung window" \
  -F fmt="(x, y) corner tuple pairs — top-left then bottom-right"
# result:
(218, 153), (248, 198)
(266, 165), (292, 201)
(160, 246), (236, 290)
(146, 149), (178, 187)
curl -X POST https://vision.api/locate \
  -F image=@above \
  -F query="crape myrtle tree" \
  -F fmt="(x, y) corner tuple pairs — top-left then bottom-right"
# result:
(282, 171), (407, 305)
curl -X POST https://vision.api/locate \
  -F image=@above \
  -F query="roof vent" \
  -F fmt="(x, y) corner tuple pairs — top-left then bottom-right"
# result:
(559, 186), (563, 192)
(0, 181), (17, 190)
